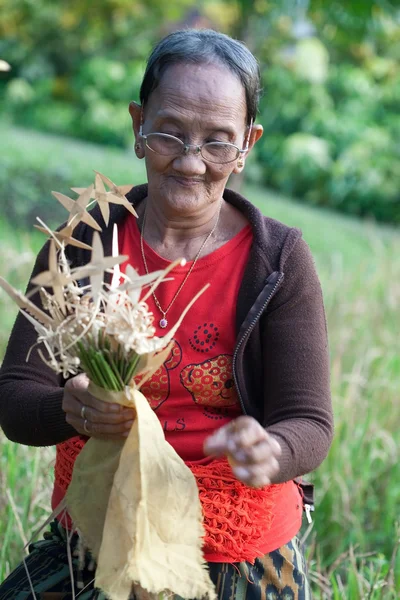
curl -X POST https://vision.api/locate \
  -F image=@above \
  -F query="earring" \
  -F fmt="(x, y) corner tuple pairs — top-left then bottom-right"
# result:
(237, 159), (244, 168)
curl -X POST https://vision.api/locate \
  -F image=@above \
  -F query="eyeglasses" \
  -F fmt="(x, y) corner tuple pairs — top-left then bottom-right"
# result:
(138, 123), (252, 165)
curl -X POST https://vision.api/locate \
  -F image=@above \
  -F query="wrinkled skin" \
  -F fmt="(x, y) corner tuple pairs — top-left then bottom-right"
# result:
(203, 415), (282, 488)
(63, 373), (135, 439)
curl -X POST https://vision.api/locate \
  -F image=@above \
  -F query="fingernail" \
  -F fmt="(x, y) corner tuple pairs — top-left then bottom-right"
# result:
(123, 431), (130, 437)
(124, 420), (134, 429)
(110, 404), (121, 412)
(227, 439), (236, 453)
(235, 450), (247, 462)
(234, 466), (249, 480)
(124, 410), (136, 418)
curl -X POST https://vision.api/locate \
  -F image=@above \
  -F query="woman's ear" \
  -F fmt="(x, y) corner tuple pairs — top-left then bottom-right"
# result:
(129, 101), (144, 158)
(232, 124), (263, 174)
(248, 124), (264, 151)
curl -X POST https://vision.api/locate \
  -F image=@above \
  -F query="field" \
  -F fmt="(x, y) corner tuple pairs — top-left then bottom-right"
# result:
(0, 127), (399, 598)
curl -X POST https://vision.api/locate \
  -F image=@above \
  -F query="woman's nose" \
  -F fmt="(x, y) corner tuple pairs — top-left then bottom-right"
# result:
(172, 151), (207, 176)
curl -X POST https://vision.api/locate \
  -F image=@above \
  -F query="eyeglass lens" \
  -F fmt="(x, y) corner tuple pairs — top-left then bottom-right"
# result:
(145, 133), (240, 164)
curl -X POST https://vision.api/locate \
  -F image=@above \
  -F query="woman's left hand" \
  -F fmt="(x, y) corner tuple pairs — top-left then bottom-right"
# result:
(203, 415), (282, 488)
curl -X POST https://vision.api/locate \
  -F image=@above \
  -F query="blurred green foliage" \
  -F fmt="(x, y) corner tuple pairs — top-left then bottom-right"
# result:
(0, 0), (399, 223)
(0, 122), (146, 227)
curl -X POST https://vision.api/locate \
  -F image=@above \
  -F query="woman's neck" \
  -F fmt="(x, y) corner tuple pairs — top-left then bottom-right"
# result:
(136, 196), (248, 262)
(138, 199), (224, 261)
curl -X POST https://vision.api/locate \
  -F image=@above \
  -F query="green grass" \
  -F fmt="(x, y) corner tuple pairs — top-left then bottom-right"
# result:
(0, 119), (146, 227)
(246, 184), (400, 597)
(0, 120), (146, 185)
(1, 126), (400, 596)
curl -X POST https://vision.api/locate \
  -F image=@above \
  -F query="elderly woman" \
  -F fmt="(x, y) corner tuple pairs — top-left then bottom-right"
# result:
(0, 29), (332, 600)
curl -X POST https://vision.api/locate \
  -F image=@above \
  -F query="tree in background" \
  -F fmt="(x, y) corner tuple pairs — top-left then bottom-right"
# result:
(0, 0), (193, 144)
(223, 0), (400, 224)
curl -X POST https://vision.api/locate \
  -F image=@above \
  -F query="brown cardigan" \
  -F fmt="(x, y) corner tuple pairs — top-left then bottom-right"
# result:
(0, 185), (333, 483)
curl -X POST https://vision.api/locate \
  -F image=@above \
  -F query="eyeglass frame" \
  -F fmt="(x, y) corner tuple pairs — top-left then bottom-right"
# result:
(138, 118), (253, 165)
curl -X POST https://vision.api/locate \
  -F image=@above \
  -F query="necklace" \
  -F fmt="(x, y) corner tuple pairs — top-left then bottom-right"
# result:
(140, 203), (222, 328)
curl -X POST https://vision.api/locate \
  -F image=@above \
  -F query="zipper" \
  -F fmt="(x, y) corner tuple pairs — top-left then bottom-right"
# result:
(232, 272), (284, 416)
(304, 503), (314, 524)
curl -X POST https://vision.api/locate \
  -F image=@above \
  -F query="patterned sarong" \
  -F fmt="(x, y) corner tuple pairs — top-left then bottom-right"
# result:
(0, 520), (312, 600)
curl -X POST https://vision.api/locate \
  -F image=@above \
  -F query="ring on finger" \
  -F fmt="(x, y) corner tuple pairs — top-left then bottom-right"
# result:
(81, 405), (87, 420)
(84, 419), (90, 434)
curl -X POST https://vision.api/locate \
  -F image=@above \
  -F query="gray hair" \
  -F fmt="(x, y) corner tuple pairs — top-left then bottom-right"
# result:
(139, 29), (262, 125)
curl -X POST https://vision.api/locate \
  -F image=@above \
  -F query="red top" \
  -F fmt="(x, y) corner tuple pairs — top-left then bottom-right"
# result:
(123, 219), (251, 460)
(53, 214), (302, 562)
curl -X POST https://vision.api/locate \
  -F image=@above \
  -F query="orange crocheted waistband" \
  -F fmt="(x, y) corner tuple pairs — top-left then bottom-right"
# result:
(55, 437), (285, 563)
(188, 459), (282, 561)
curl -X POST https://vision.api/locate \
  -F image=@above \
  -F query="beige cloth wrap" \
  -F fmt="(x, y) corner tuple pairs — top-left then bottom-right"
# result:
(65, 381), (216, 600)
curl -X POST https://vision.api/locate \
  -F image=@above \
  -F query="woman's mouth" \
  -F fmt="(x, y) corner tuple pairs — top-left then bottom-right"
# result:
(170, 176), (204, 187)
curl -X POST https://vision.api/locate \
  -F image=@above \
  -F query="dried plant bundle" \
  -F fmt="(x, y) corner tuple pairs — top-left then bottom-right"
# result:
(0, 172), (215, 600)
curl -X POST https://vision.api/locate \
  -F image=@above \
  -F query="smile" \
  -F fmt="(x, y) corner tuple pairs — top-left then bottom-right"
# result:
(170, 176), (204, 187)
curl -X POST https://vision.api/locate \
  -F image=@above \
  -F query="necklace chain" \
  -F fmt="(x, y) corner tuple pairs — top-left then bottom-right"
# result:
(140, 203), (222, 328)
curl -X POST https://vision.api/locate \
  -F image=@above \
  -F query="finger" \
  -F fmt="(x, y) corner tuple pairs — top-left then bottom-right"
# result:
(230, 430), (282, 466)
(63, 395), (135, 425)
(66, 412), (135, 438)
(228, 416), (267, 450)
(204, 419), (282, 461)
(232, 459), (280, 488)
(203, 424), (231, 456)
(232, 464), (268, 487)
(82, 394), (126, 414)
(64, 373), (91, 402)
(81, 404), (136, 425)
(229, 438), (278, 466)
(64, 375), (126, 414)
(204, 418), (265, 456)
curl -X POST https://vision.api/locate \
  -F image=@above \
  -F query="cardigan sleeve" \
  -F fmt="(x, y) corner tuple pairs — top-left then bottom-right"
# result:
(0, 241), (77, 446)
(261, 238), (333, 482)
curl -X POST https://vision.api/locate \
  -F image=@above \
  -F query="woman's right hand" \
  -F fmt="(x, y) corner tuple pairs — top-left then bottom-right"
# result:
(62, 373), (136, 439)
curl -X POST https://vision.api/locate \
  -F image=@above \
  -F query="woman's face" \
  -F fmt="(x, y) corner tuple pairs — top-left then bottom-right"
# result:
(130, 62), (262, 216)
